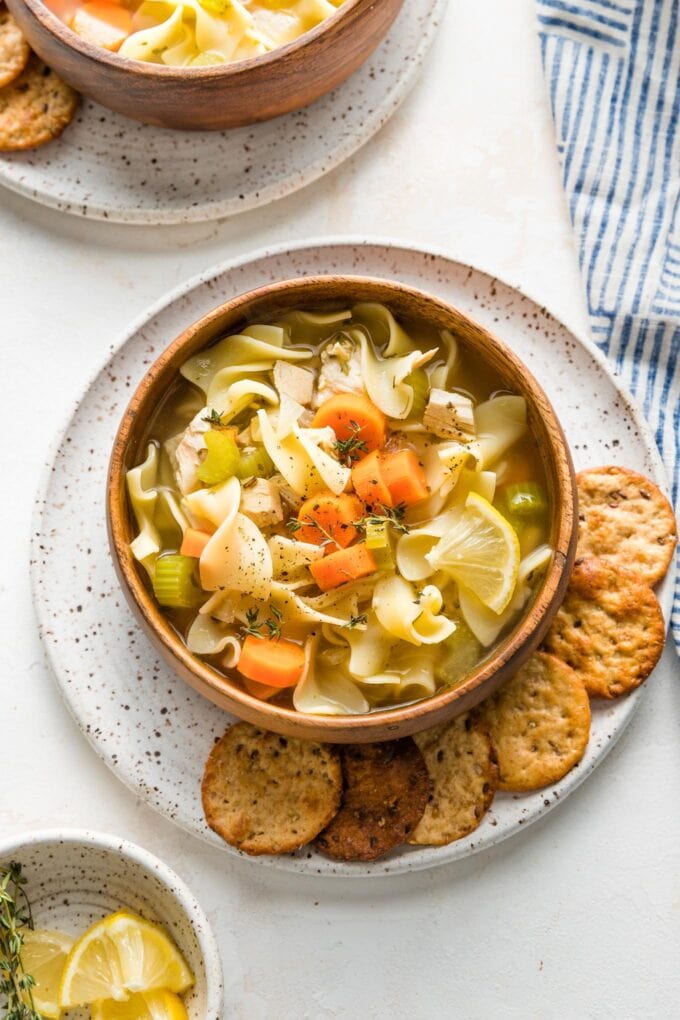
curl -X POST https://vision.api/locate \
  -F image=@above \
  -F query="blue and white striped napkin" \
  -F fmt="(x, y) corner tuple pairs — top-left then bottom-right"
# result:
(536, 0), (680, 650)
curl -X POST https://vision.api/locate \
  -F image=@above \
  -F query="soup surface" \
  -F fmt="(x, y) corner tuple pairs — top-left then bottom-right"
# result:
(44, 0), (345, 67)
(126, 302), (553, 715)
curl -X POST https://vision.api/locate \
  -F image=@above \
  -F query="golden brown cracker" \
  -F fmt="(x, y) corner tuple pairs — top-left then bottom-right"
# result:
(475, 652), (591, 791)
(0, 55), (78, 151)
(409, 714), (498, 846)
(576, 465), (676, 586)
(543, 557), (665, 699)
(0, 4), (29, 88)
(315, 739), (430, 861)
(202, 723), (341, 856)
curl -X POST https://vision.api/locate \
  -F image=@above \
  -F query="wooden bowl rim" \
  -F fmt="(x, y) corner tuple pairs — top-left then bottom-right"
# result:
(18, 0), (366, 78)
(107, 274), (577, 740)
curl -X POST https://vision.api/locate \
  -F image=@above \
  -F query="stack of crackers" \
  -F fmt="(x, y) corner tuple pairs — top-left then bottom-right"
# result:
(0, 3), (78, 151)
(201, 466), (677, 862)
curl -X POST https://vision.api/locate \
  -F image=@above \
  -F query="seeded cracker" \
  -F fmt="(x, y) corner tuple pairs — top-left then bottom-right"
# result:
(0, 4), (29, 88)
(576, 465), (677, 586)
(315, 739), (430, 861)
(0, 55), (78, 151)
(202, 723), (342, 855)
(409, 714), (498, 846)
(543, 557), (665, 699)
(475, 652), (591, 791)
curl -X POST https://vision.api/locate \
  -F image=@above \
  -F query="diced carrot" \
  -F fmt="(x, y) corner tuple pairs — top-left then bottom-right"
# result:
(71, 2), (132, 51)
(180, 528), (212, 559)
(381, 450), (429, 506)
(242, 676), (280, 701)
(311, 393), (386, 457)
(309, 542), (377, 591)
(295, 492), (363, 549)
(351, 450), (393, 508)
(237, 635), (306, 689)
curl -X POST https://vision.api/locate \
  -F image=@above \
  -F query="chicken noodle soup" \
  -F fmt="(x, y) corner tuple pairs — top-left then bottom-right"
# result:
(44, 0), (347, 66)
(126, 303), (553, 715)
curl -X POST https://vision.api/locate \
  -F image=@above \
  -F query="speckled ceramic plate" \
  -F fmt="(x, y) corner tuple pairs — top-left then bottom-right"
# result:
(31, 240), (674, 877)
(0, 0), (446, 224)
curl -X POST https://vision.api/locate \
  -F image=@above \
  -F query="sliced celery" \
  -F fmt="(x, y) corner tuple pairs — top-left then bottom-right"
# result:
(437, 617), (482, 685)
(153, 554), (203, 609)
(364, 519), (388, 549)
(236, 446), (275, 480)
(373, 543), (395, 571)
(405, 368), (430, 418)
(196, 430), (240, 486)
(503, 482), (548, 518)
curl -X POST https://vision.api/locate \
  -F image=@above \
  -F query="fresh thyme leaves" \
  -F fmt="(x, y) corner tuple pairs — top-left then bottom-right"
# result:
(242, 605), (284, 641)
(201, 408), (223, 425)
(287, 516), (336, 547)
(332, 420), (368, 466)
(344, 614), (368, 630)
(358, 503), (410, 536)
(0, 862), (39, 1020)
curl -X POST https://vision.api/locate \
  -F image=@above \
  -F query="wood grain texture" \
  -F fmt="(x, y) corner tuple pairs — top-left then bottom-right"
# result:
(6, 0), (403, 130)
(107, 276), (578, 743)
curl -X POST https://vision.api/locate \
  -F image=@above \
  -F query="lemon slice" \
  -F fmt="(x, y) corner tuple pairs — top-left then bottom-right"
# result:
(92, 989), (189, 1020)
(20, 928), (74, 1019)
(426, 491), (520, 613)
(59, 911), (194, 1009)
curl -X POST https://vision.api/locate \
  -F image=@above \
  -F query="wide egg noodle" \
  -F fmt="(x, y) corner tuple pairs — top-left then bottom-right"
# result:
(256, 398), (350, 496)
(197, 476), (273, 600)
(357, 332), (437, 420)
(373, 575), (456, 646)
(127, 442), (162, 577)
(474, 395), (527, 468)
(351, 302), (418, 356)
(428, 329), (459, 389)
(360, 646), (437, 700)
(186, 614), (241, 666)
(342, 611), (396, 678)
(293, 636), (369, 716)
(268, 535), (324, 581)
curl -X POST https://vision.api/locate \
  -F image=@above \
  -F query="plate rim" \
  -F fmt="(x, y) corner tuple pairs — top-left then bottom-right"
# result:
(30, 237), (676, 878)
(0, 0), (449, 225)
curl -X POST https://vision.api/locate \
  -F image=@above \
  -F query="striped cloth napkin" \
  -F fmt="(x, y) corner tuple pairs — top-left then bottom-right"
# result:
(536, 0), (680, 651)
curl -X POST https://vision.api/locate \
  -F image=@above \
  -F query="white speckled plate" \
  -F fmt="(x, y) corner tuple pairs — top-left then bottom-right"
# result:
(0, 0), (446, 224)
(31, 240), (674, 877)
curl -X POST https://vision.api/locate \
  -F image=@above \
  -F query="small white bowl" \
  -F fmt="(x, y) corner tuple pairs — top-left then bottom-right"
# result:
(0, 829), (223, 1019)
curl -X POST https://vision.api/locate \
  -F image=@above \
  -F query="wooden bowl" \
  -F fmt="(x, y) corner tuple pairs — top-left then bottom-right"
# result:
(108, 276), (577, 743)
(6, 0), (404, 130)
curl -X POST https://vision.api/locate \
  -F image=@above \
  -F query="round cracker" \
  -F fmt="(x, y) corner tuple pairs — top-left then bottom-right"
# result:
(543, 557), (665, 699)
(0, 4), (29, 88)
(475, 652), (591, 791)
(0, 55), (78, 151)
(202, 723), (342, 856)
(315, 739), (430, 861)
(576, 465), (677, 586)
(409, 714), (498, 847)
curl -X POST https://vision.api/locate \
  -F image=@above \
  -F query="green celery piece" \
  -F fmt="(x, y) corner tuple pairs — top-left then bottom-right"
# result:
(503, 482), (548, 518)
(372, 543), (395, 570)
(236, 446), (275, 480)
(153, 554), (203, 609)
(364, 519), (388, 549)
(197, 430), (240, 486)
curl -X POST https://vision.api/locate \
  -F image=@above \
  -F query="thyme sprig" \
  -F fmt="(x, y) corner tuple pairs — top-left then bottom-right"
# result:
(287, 516), (336, 547)
(201, 408), (224, 426)
(332, 420), (368, 466)
(357, 502), (410, 536)
(243, 605), (284, 641)
(0, 863), (40, 1020)
(344, 613), (368, 630)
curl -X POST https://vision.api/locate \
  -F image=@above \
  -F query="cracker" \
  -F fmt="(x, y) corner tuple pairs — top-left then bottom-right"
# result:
(0, 55), (78, 151)
(0, 4), (29, 88)
(202, 723), (342, 856)
(475, 652), (591, 791)
(543, 557), (665, 699)
(576, 465), (677, 586)
(315, 739), (430, 861)
(409, 714), (498, 846)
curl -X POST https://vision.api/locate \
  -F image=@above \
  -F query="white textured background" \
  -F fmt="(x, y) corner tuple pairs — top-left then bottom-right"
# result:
(1, 1), (679, 1017)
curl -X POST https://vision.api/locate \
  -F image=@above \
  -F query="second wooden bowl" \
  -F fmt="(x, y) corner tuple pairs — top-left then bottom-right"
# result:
(108, 276), (577, 743)
(6, 0), (404, 130)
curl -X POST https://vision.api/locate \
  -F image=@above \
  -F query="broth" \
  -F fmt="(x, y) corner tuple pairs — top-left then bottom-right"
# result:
(127, 303), (553, 715)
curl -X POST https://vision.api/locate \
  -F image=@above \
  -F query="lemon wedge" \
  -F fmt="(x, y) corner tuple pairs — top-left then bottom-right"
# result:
(59, 911), (194, 1009)
(92, 989), (189, 1020)
(20, 928), (74, 1019)
(426, 491), (520, 613)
